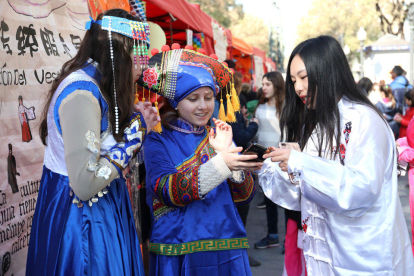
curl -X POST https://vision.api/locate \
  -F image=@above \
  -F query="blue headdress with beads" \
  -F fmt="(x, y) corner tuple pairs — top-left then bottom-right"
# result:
(85, 15), (150, 134)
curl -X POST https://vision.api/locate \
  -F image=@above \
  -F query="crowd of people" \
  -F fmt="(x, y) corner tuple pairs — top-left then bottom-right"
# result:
(24, 9), (414, 276)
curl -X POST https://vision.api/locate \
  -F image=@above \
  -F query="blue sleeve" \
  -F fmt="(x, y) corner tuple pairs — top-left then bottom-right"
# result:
(143, 133), (203, 208)
(103, 112), (147, 175)
(54, 81), (108, 135)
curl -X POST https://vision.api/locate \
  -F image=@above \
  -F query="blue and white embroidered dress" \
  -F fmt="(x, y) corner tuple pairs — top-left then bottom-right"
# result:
(26, 63), (145, 276)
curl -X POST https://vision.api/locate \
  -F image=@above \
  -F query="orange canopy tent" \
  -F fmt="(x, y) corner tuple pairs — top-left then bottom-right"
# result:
(231, 35), (253, 84)
(232, 36), (253, 56)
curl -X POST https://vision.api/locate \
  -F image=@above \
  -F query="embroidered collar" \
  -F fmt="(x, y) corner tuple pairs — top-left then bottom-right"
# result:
(168, 118), (205, 134)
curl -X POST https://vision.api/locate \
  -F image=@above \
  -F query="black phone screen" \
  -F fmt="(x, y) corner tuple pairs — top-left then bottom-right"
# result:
(241, 143), (267, 162)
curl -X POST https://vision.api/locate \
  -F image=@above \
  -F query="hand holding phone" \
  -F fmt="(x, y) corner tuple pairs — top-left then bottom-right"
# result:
(241, 143), (268, 162)
(221, 146), (263, 172)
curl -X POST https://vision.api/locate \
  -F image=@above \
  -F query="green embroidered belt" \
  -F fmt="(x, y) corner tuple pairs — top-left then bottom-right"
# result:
(149, 237), (249, 256)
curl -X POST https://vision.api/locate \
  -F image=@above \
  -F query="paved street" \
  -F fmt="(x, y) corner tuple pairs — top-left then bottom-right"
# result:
(246, 174), (412, 276)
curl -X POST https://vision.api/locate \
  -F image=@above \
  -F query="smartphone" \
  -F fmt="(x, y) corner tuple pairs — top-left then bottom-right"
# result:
(242, 143), (267, 162)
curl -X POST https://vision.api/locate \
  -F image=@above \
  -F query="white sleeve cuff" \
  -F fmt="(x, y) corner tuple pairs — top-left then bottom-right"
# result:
(287, 149), (303, 174)
(199, 153), (232, 196)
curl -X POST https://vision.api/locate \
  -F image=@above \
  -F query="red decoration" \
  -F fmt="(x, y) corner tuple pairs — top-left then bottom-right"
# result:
(143, 67), (159, 89)
(197, 48), (206, 55)
(161, 45), (171, 52)
(210, 54), (218, 60)
(151, 48), (159, 56)
(185, 45), (194, 50)
(181, 50), (232, 90)
(172, 43), (181, 50)
(222, 61), (228, 67)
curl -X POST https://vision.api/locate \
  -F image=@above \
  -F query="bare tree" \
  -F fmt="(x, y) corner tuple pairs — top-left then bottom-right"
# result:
(376, 0), (408, 39)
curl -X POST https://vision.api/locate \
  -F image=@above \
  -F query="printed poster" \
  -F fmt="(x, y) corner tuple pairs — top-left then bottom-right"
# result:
(0, 1), (89, 275)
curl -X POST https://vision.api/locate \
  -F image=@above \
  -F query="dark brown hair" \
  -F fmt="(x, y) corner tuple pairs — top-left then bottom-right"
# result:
(159, 99), (178, 128)
(255, 71), (285, 118)
(39, 9), (139, 144)
(233, 71), (243, 94)
(380, 85), (396, 108)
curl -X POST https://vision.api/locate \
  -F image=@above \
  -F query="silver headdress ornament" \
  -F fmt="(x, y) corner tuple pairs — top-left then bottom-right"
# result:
(85, 16), (150, 134)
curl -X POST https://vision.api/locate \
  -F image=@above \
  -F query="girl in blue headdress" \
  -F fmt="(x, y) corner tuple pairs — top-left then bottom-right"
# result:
(140, 49), (263, 276)
(26, 10), (158, 276)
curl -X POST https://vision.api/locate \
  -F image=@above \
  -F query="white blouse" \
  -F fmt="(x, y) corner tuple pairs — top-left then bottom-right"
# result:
(255, 103), (281, 148)
(258, 98), (414, 275)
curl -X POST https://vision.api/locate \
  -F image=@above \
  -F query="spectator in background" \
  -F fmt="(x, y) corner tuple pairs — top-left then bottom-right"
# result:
(224, 59), (236, 70)
(376, 85), (399, 137)
(357, 77), (373, 96)
(389, 66), (412, 90)
(244, 85), (259, 103)
(240, 83), (250, 109)
(229, 71), (261, 267)
(395, 90), (414, 138)
(389, 66), (413, 112)
(254, 72), (285, 250)
(246, 88), (262, 120)
(396, 118), (414, 255)
(368, 83), (382, 105)
(230, 72), (259, 150)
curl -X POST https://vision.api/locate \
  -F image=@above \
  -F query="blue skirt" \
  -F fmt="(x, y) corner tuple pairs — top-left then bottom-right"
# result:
(149, 249), (252, 276)
(26, 166), (144, 276)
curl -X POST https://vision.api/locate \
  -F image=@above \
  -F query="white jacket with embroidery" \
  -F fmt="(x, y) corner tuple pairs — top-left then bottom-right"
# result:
(258, 98), (414, 276)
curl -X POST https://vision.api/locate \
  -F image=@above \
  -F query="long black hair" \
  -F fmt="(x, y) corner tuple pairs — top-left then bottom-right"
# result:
(280, 35), (385, 158)
(39, 9), (140, 144)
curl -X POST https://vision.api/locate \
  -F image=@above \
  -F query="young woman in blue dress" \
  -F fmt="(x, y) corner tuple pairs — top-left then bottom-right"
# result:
(26, 9), (159, 276)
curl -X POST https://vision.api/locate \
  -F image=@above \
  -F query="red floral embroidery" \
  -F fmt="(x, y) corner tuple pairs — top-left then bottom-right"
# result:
(339, 122), (352, 165)
(340, 143), (346, 159)
(302, 217), (309, 233)
(143, 67), (159, 89)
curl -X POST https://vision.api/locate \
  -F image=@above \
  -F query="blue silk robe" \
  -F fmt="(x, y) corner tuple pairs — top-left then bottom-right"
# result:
(144, 118), (255, 275)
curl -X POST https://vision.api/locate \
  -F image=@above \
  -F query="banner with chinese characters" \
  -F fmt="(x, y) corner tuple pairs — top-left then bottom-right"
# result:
(0, 1), (89, 275)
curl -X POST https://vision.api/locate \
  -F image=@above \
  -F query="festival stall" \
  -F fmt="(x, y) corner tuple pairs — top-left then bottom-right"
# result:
(143, 0), (215, 55)
(232, 35), (254, 85)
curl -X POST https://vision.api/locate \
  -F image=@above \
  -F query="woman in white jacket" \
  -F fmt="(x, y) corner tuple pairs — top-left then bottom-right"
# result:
(259, 35), (414, 276)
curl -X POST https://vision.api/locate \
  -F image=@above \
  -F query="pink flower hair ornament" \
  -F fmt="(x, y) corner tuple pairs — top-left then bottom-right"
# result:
(142, 65), (160, 90)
